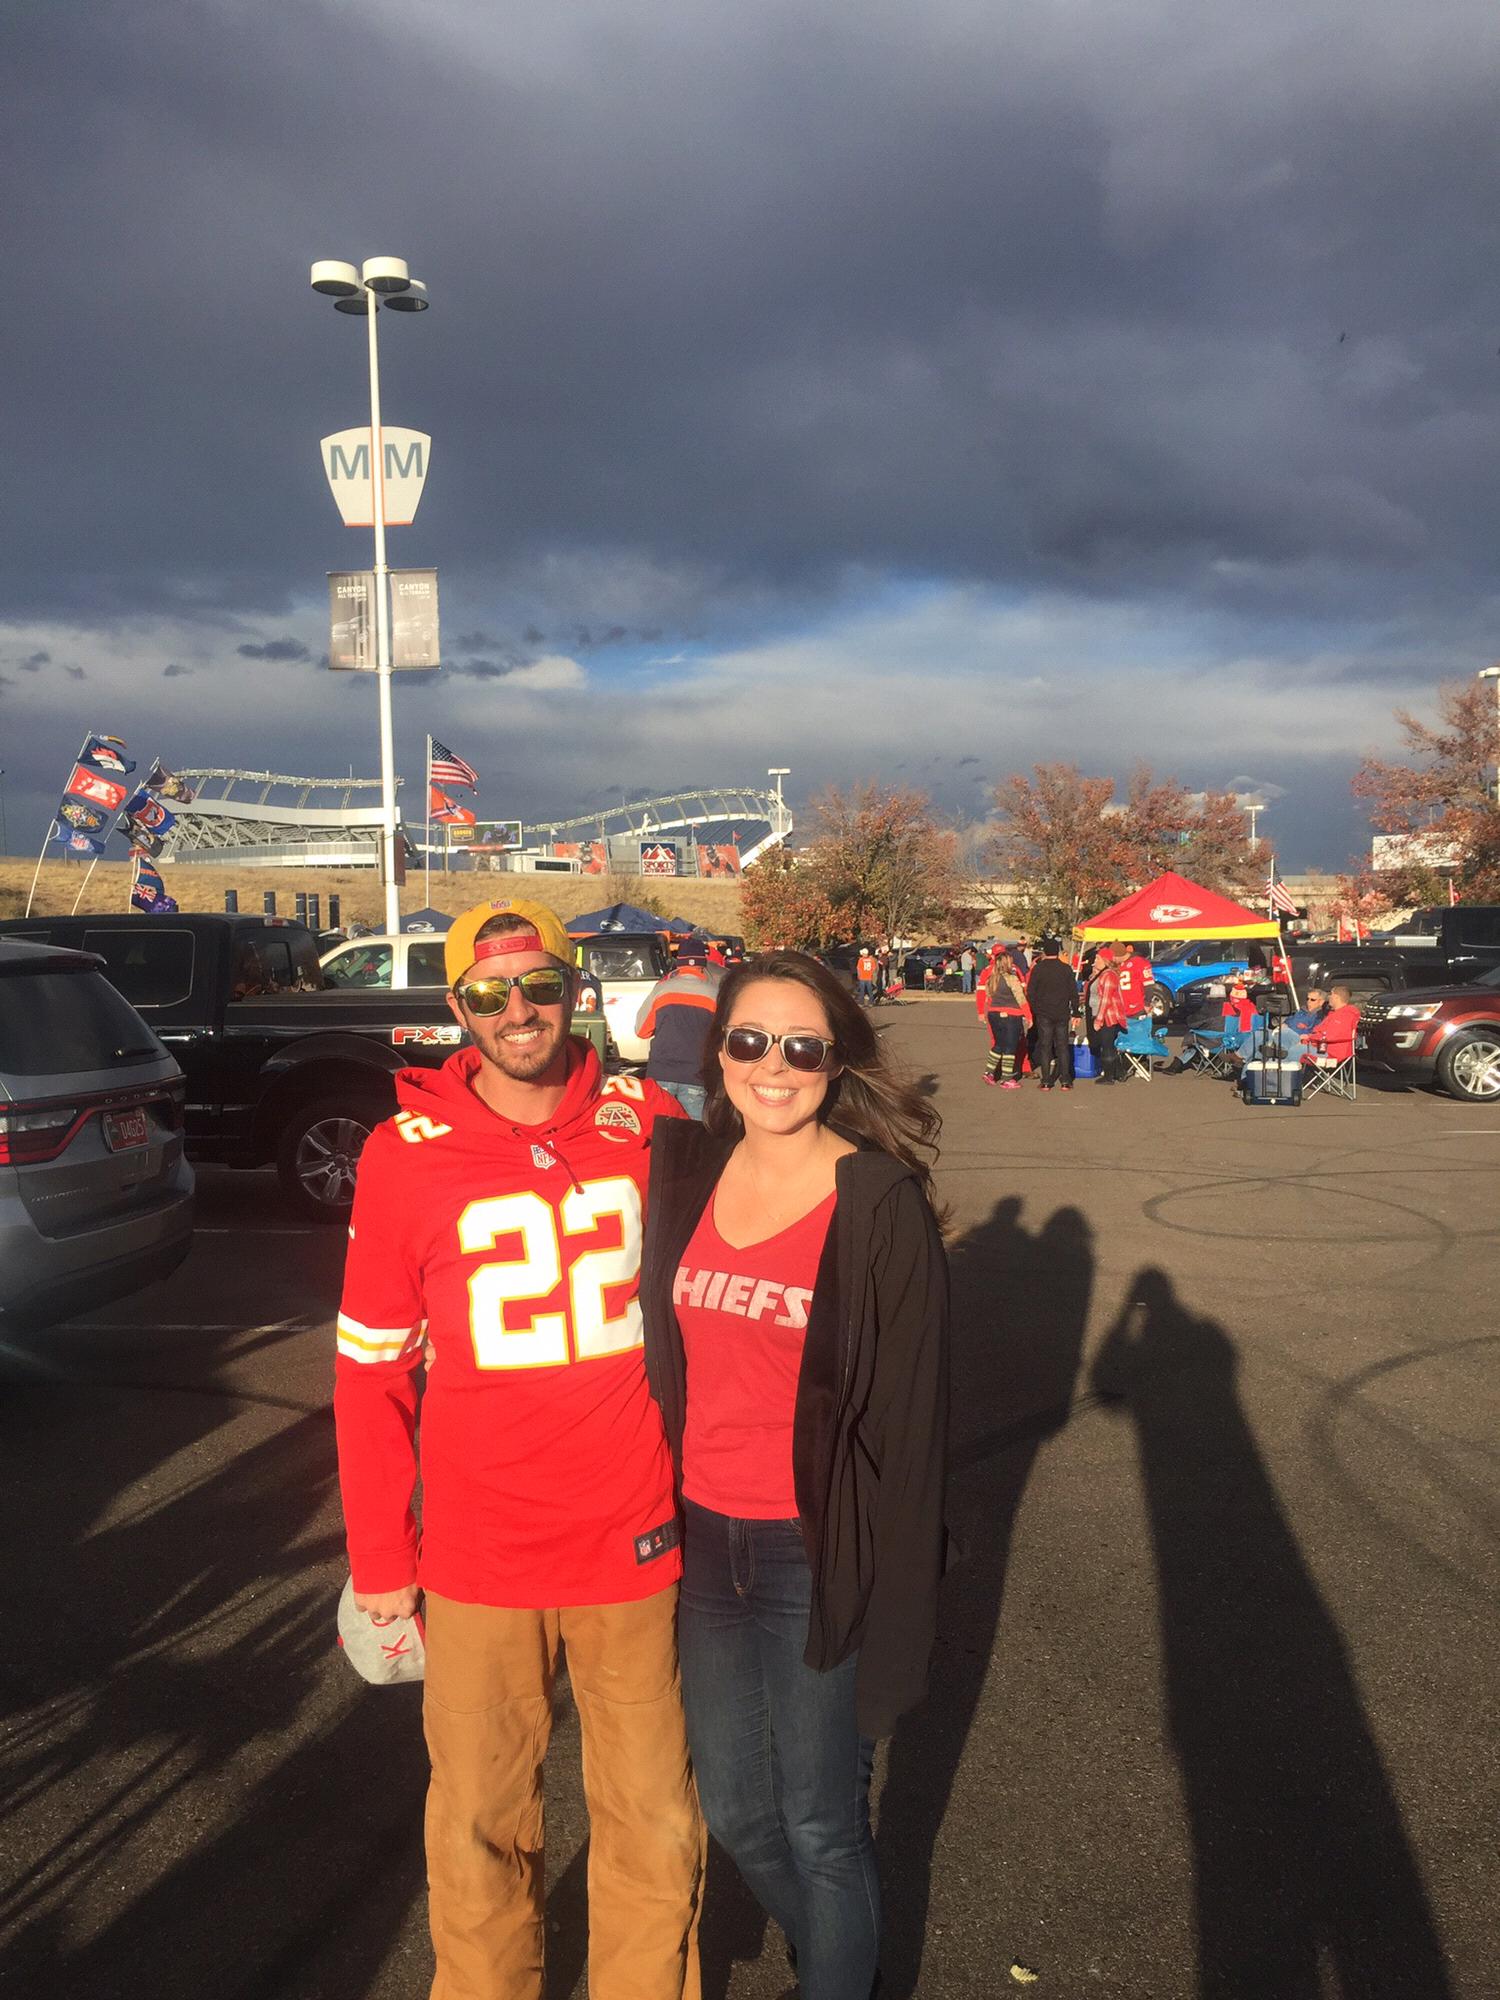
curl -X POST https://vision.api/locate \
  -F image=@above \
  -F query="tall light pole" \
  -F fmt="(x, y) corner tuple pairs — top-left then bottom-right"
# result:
(1479, 666), (1500, 808)
(768, 767), (790, 840)
(310, 255), (430, 934)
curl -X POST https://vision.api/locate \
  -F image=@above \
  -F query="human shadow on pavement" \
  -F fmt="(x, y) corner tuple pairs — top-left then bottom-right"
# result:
(0, 1315), (427, 2000)
(876, 1197), (1094, 1997)
(1091, 1269), (1453, 1998)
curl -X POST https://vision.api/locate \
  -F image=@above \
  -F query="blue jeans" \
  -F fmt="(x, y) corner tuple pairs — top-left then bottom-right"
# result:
(679, 1501), (879, 2000)
(658, 1079), (707, 1119)
(856, 980), (875, 1006)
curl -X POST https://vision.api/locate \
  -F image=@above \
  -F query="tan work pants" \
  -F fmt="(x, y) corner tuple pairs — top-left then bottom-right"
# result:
(423, 1586), (703, 2000)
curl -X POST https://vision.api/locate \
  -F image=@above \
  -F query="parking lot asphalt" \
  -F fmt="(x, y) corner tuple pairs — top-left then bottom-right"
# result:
(2, 998), (1497, 1999)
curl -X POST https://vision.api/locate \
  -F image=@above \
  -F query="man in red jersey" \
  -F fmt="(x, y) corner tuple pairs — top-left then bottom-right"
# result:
(334, 895), (702, 2000)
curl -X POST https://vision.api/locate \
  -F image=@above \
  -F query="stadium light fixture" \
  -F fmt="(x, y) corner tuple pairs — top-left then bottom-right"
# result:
(309, 254), (432, 931)
(1480, 666), (1500, 808)
(768, 768), (790, 836)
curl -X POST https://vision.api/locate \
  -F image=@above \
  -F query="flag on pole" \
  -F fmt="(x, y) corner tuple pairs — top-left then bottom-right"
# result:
(145, 760), (196, 804)
(1266, 868), (1298, 916)
(131, 853), (177, 913)
(428, 737), (478, 790)
(79, 734), (136, 779)
(430, 786), (476, 826)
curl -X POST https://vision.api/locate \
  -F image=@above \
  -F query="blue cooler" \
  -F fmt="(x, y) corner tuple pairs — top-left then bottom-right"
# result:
(1240, 1060), (1302, 1107)
(1072, 1040), (1098, 1080)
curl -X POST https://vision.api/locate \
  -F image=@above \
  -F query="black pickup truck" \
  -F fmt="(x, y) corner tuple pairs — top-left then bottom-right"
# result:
(0, 914), (467, 1222)
(1288, 905), (1500, 1006)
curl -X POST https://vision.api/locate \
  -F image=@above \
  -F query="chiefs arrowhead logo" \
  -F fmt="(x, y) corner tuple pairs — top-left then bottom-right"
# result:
(1150, 903), (1202, 924)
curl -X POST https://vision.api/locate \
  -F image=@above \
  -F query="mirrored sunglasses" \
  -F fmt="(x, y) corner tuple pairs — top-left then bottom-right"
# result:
(723, 1025), (834, 1072)
(454, 969), (569, 1015)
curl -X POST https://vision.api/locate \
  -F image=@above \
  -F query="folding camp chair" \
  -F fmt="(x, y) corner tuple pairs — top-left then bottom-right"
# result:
(1304, 1048), (1357, 1100)
(1118, 1015), (1172, 1080)
(1303, 1007), (1361, 1100)
(1182, 1022), (1241, 1078)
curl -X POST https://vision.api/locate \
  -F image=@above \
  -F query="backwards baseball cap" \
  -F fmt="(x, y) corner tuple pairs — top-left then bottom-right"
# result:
(443, 895), (576, 986)
(336, 1576), (426, 1685)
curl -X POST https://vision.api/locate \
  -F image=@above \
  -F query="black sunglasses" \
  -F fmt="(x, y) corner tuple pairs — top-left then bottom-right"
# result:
(722, 1025), (835, 1072)
(454, 969), (569, 1015)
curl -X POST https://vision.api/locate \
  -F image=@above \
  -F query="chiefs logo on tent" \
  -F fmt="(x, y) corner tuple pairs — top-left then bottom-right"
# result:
(1149, 903), (1202, 924)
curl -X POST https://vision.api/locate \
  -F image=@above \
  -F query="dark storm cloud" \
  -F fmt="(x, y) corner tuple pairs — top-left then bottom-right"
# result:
(19, 651), (50, 671)
(162, 662), (194, 677)
(6, 0), (1499, 636)
(237, 638), (312, 662)
(63, 664), (86, 680)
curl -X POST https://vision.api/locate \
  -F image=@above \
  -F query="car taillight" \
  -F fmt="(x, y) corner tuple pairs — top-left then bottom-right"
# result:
(0, 1105), (84, 1165)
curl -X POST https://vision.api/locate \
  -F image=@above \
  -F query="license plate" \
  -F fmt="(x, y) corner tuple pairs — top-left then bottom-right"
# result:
(104, 1107), (149, 1151)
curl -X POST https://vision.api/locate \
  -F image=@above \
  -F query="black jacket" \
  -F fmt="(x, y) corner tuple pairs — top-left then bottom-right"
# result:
(642, 1120), (950, 1739)
(1026, 956), (1078, 1020)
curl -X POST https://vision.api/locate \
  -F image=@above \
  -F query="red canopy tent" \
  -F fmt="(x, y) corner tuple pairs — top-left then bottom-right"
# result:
(1073, 870), (1296, 1002)
(1074, 870), (1280, 944)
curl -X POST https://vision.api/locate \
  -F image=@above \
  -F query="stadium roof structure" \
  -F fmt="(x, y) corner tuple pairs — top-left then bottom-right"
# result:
(163, 769), (404, 869)
(533, 786), (793, 866)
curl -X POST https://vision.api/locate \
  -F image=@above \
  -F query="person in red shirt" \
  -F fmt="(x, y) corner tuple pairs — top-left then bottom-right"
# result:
(638, 953), (949, 2000)
(335, 895), (703, 2000)
(1085, 944), (1127, 1082)
(1114, 941), (1152, 1020)
(1302, 983), (1361, 1065)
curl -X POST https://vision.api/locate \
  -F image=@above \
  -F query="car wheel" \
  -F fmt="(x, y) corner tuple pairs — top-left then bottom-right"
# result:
(1148, 985), (1172, 1021)
(276, 1094), (388, 1222)
(1436, 1028), (1500, 1103)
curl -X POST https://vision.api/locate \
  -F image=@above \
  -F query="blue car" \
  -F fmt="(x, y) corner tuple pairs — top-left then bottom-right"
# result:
(1146, 940), (1258, 1020)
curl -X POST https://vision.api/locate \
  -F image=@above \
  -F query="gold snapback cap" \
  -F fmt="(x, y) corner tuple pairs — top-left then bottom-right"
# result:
(444, 896), (576, 987)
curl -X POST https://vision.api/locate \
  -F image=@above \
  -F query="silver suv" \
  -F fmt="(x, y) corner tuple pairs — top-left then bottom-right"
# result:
(0, 937), (194, 1330)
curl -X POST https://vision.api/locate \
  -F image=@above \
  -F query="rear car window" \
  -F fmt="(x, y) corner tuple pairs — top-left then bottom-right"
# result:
(407, 940), (448, 985)
(584, 940), (668, 980)
(322, 943), (394, 988)
(0, 967), (163, 1076)
(79, 928), (195, 1008)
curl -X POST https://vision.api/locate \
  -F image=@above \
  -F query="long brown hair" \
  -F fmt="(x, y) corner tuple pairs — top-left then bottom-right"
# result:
(700, 951), (944, 1211)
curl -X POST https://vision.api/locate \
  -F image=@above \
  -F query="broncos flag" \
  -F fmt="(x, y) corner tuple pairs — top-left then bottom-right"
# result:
(117, 789), (178, 856)
(52, 732), (136, 851)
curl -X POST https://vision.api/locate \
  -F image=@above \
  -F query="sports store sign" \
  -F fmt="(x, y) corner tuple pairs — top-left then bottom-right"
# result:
(320, 428), (431, 527)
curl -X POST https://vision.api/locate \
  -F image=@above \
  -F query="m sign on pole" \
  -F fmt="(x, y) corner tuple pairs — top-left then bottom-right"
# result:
(320, 427), (432, 526)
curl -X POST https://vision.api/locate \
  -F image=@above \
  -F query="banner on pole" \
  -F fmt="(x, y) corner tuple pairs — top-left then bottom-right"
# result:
(392, 570), (440, 669)
(320, 428), (431, 527)
(328, 572), (377, 670)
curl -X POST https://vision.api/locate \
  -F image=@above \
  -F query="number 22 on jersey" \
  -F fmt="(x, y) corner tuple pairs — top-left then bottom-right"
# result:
(457, 1177), (643, 1369)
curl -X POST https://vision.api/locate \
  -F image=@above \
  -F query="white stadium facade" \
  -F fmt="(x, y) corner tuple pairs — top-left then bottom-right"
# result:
(161, 772), (792, 877)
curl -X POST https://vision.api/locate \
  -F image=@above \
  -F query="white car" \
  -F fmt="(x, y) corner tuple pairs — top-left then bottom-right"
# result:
(318, 929), (625, 1062)
(574, 933), (672, 1064)
(319, 932), (448, 990)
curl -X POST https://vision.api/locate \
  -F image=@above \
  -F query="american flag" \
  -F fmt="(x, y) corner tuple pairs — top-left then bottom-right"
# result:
(428, 737), (478, 790)
(1266, 875), (1299, 916)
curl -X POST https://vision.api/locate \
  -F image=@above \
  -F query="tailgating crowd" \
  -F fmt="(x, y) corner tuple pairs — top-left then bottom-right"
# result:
(965, 937), (1362, 1091)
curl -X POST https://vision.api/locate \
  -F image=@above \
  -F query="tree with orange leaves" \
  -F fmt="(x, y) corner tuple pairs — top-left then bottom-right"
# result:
(1352, 678), (1500, 904)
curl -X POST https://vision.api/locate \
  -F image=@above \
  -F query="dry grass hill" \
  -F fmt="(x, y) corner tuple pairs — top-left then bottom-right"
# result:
(0, 859), (744, 933)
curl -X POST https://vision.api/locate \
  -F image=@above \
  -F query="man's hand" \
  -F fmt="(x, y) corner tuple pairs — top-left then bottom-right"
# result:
(353, 1585), (420, 1623)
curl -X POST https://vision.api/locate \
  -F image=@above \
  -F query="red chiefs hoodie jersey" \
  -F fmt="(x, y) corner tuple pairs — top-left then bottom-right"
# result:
(334, 1038), (684, 1608)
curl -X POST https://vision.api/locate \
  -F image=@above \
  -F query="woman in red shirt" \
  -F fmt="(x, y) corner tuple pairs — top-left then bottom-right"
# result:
(641, 952), (950, 2000)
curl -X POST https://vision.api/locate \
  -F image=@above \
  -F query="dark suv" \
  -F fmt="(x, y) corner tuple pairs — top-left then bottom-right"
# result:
(0, 937), (194, 1329)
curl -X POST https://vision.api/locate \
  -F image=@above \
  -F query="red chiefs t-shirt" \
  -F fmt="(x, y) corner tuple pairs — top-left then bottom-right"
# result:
(674, 1189), (836, 1518)
(335, 1042), (684, 1608)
